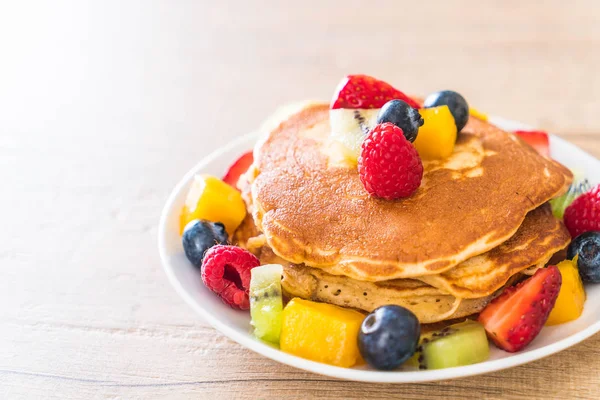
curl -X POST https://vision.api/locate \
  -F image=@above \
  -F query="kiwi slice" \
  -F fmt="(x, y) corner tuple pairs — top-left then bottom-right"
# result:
(549, 176), (590, 219)
(250, 264), (283, 344)
(412, 320), (489, 370)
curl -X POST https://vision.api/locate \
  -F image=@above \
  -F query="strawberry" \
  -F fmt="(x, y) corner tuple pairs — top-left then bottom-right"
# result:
(358, 123), (423, 200)
(223, 151), (254, 188)
(331, 75), (420, 110)
(514, 130), (550, 157)
(564, 184), (600, 238)
(478, 266), (561, 352)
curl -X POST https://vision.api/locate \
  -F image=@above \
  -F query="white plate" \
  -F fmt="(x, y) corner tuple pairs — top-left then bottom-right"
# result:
(158, 116), (600, 383)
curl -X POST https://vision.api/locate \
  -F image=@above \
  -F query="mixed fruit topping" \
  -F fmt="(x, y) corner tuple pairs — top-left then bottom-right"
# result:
(330, 75), (472, 199)
(176, 75), (600, 372)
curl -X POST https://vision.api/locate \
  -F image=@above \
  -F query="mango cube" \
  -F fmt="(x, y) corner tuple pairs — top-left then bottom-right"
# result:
(469, 107), (488, 121)
(280, 298), (365, 367)
(413, 105), (457, 160)
(546, 258), (586, 326)
(179, 175), (246, 235)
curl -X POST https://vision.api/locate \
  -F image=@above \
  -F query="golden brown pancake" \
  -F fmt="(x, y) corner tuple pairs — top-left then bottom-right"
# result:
(256, 245), (489, 324)
(246, 102), (572, 281)
(281, 265), (492, 324)
(256, 204), (568, 322)
(416, 204), (570, 298)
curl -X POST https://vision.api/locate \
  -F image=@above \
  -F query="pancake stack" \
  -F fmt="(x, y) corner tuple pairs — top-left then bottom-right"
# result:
(236, 102), (572, 324)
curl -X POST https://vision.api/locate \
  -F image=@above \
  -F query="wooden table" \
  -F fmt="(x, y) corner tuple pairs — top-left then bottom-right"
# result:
(2, 1), (600, 399)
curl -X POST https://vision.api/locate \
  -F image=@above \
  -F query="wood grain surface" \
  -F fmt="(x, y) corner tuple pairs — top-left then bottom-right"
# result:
(1, 1), (600, 399)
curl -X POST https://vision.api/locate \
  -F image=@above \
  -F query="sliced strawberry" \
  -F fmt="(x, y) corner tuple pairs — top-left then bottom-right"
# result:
(514, 130), (550, 157)
(222, 151), (254, 188)
(330, 75), (420, 110)
(478, 266), (561, 352)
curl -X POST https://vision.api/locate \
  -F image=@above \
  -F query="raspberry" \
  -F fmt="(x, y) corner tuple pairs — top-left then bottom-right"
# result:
(358, 123), (423, 200)
(201, 245), (260, 310)
(564, 184), (600, 238)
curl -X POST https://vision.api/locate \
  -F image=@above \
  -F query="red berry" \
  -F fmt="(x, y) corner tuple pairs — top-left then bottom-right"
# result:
(564, 184), (600, 238)
(514, 130), (550, 157)
(223, 151), (254, 189)
(478, 266), (562, 352)
(330, 75), (420, 110)
(358, 123), (423, 200)
(201, 245), (260, 310)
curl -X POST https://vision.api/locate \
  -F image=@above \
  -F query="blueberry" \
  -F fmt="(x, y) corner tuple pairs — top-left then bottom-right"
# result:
(358, 305), (420, 370)
(567, 231), (600, 283)
(182, 220), (229, 267)
(423, 90), (469, 132)
(376, 100), (424, 142)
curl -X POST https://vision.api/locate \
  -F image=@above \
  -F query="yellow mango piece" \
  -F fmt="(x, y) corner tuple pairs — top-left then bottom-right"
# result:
(546, 258), (586, 326)
(280, 298), (365, 367)
(179, 175), (246, 235)
(413, 105), (457, 160)
(469, 107), (488, 121)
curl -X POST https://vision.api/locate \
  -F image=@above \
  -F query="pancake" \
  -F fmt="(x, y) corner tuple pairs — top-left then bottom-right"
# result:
(416, 204), (570, 298)
(278, 261), (494, 324)
(237, 203), (569, 300)
(257, 204), (568, 322)
(246, 102), (572, 281)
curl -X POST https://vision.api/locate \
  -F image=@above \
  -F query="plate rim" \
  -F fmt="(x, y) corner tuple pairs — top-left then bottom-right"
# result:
(158, 117), (600, 383)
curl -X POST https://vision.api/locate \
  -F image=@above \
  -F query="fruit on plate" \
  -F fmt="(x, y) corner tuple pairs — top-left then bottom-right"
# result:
(280, 298), (365, 368)
(182, 220), (229, 267)
(201, 245), (260, 310)
(549, 178), (590, 219)
(376, 100), (424, 143)
(358, 123), (424, 200)
(478, 266), (562, 352)
(329, 74), (421, 163)
(329, 108), (379, 163)
(412, 106), (457, 160)
(411, 320), (489, 370)
(179, 175), (246, 236)
(250, 264), (284, 344)
(514, 130), (550, 157)
(567, 231), (600, 283)
(564, 184), (600, 238)
(358, 305), (420, 370)
(223, 151), (254, 188)
(330, 74), (420, 110)
(423, 90), (469, 132)
(546, 258), (586, 325)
